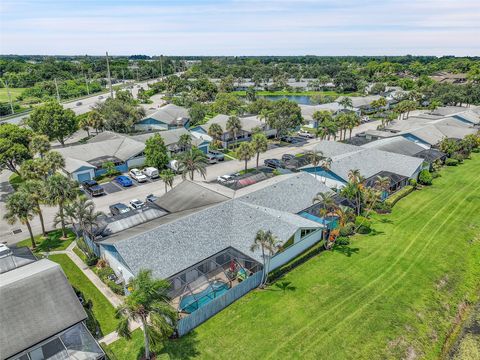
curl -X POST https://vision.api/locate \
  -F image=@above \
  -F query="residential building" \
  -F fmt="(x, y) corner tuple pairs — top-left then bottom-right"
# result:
(0, 249), (104, 360)
(135, 104), (189, 131)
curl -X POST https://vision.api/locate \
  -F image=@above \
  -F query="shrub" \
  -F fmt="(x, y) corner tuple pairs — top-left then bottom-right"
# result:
(472, 148), (480, 153)
(355, 216), (372, 234)
(409, 178), (417, 189)
(431, 172), (441, 179)
(452, 153), (465, 163)
(86, 254), (99, 266)
(385, 185), (414, 207)
(97, 266), (115, 281)
(336, 236), (350, 245)
(107, 280), (124, 295)
(418, 169), (433, 185)
(339, 222), (355, 236)
(445, 158), (459, 166)
(374, 201), (392, 214)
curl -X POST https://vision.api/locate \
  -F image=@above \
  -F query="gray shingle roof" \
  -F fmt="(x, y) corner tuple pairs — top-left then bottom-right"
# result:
(113, 199), (321, 279)
(199, 114), (265, 133)
(131, 128), (204, 148)
(144, 104), (189, 125)
(0, 259), (86, 359)
(361, 137), (427, 156)
(237, 172), (332, 213)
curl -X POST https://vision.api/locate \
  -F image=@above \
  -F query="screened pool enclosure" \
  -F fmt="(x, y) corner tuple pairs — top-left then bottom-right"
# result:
(168, 247), (262, 315)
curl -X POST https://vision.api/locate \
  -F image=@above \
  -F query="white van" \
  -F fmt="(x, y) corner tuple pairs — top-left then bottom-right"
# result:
(142, 167), (159, 179)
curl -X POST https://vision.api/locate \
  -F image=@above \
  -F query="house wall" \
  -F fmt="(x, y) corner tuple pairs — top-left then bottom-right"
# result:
(100, 245), (135, 283)
(71, 168), (95, 182)
(126, 156), (146, 168)
(269, 228), (323, 271)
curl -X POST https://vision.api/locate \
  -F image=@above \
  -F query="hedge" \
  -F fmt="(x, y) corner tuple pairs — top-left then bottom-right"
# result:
(385, 185), (414, 207)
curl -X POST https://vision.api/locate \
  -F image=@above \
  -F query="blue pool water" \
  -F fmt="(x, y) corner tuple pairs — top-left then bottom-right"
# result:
(180, 281), (230, 313)
(258, 95), (313, 105)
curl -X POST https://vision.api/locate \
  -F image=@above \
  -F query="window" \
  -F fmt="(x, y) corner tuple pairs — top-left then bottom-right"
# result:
(300, 229), (316, 239)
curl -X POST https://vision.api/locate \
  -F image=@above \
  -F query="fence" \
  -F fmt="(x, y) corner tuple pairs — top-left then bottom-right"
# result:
(177, 271), (263, 336)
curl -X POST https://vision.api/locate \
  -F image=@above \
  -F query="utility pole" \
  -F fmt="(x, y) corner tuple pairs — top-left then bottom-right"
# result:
(54, 78), (60, 101)
(82, 69), (90, 95)
(106, 51), (114, 98)
(2, 79), (14, 114)
(160, 55), (164, 79)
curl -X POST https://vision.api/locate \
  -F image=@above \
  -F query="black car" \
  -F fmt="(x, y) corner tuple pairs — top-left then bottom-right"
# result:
(264, 159), (284, 169)
(109, 203), (131, 216)
(82, 180), (105, 196)
(282, 154), (295, 162)
(281, 136), (294, 143)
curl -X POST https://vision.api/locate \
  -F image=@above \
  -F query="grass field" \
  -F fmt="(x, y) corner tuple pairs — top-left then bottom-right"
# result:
(16, 229), (75, 252)
(0, 87), (26, 102)
(107, 154), (480, 359)
(48, 254), (119, 336)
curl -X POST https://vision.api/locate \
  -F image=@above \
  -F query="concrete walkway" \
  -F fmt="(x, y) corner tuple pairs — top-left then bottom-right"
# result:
(49, 241), (141, 344)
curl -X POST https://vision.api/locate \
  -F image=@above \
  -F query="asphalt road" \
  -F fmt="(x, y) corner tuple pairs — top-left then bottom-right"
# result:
(0, 120), (379, 246)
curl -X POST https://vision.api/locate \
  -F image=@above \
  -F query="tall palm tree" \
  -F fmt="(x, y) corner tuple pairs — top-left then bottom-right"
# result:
(116, 270), (177, 360)
(46, 174), (77, 238)
(44, 151), (65, 175)
(29, 134), (50, 158)
(177, 148), (208, 181)
(251, 133), (268, 169)
(4, 192), (38, 249)
(20, 158), (49, 181)
(78, 116), (91, 137)
(177, 133), (192, 152)
(236, 142), (255, 172)
(19, 180), (47, 237)
(339, 97), (353, 110)
(313, 192), (338, 249)
(160, 169), (175, 193)
(226, 115), (242, 147)
(61, 197), (104, 239)
(305, 149), (324, 179)
(335, 113), (349, 141)
(312, 110), (333, 134)
(347, 113), (360, 140)
(207, 123), (224, 148)
(320, 157), (332, 184)
(88, 110), (105, 134)
(250, 230), (281, 285)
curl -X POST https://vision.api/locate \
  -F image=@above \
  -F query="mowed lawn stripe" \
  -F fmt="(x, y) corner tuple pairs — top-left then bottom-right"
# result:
(172, 155), (480, 360)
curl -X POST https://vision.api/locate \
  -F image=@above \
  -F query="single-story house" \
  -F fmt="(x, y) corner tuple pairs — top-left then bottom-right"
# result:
(300, 141), (424, 189)
(57, 131), (146, 182)
(131, 127), (210, 155)
(362, 137), (429, 156)
(300, 103), (361, 127)
(83, 173), (335, 334)
(135, 104), (189, 131)
(0, 255), (104, 360)
(193, 114), (275, 147)
(336, 95), (389, 112)
(399, 124), (478, 147)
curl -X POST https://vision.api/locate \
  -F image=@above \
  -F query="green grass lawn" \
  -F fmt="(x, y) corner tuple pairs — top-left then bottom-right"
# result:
(0, 87), (26, 102)
(107, 154), (480, 359)
(48, 254), (119, 336)
(16, 229), (75, 252)
(73, 246), (88, 263)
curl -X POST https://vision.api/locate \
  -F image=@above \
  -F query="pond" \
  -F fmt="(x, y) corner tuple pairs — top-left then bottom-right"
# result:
(257, 95), (313, 105)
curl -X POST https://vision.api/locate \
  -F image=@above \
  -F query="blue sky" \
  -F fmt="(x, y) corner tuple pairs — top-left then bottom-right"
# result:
(1, 0), (479, 55)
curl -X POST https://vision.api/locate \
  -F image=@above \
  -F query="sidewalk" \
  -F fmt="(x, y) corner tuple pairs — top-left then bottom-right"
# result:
(49, 241), (141, 344)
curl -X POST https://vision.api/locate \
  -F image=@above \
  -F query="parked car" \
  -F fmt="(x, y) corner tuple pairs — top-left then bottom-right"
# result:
(129, 168), (147, 183)
(297, 130), (315, 139)
(76, 101), (82, 106)
(281, 136), (294, 143)
(115, 175), (133, 187)
(282, 154), (295, 162)
(217, 174), (234, 183)
(206, 153), (218, 164)
(264, 159), (284, 169)
(208, 150), (225, 161)
(130, 199), (145, 209)
(82, 180), (105, 197)
(109, 203), (131, 216)
(146, 194), (158, 203)
(142, 167), (159, 179)
(98, 95), (104, 99)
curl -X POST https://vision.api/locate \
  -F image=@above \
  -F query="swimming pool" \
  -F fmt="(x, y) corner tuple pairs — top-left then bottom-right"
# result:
(179, 281), (230, 313)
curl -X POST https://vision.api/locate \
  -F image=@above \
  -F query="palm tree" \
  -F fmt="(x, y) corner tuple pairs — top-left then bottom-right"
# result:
(250, 133), (268, 169)
(250, 230), (281, 286)
(236, 142), (255, 172)
(78, 116), (91, 137)
(375, 175), (390, 197)
(339, 97), (353, 110)
(177, 133), (192, 152)
(44, 151), (65, 175)
(177, 148), (208, 181)
(347, 113), (360, 140)
(312, 110), (333, 134)
(19, 180), (47, 237)
(313, 192), (338, 249)
(320, 157), (332, 184)
(116, 269), (177, 360)
(305, 149), (324, 179)
(29, 134), (50, 158)
(335, 113), (349, 141)
(226, 115), (242, 147)
(160, 169), (175, 193)
(46, 174), (77, 238)
(341, 170), (365, 216)
(4, 192), (38, 249)
(20, 158), (49, 181)
(88, 110), (105, 134)
(207, 123), (224, 148)
(61, 197), (104, 239)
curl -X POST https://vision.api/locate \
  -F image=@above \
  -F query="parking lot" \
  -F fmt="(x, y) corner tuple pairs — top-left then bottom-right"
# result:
(82, 176), (162, 198)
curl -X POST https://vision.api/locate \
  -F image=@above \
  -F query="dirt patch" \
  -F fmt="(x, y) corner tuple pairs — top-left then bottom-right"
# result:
(404, 346), (417, 360)
(437, 275), (449, 290)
